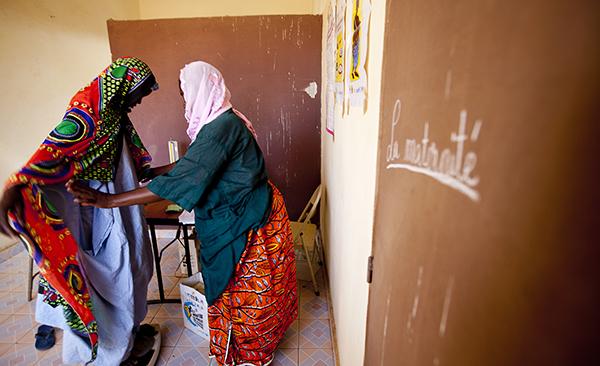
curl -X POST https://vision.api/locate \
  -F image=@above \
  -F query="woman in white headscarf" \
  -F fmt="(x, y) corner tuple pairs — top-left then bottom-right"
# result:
(68, 61), (298, 366)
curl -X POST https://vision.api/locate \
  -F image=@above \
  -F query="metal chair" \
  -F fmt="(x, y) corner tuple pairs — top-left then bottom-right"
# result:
(290, 185), (323, 295)
(27, 256), (39, 301)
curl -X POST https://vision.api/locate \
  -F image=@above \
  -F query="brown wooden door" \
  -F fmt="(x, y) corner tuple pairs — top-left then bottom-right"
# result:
(365, 1), (600, 365)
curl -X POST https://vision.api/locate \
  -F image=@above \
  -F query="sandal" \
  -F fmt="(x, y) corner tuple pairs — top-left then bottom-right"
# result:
(138, 324), (159, 337)
(121, 324), (161, 366)
(34, 325), (56, 351)
(120, 350), (154, 366)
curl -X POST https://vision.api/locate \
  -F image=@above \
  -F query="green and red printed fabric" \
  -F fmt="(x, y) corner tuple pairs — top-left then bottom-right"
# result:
(5, 57), (153, 362)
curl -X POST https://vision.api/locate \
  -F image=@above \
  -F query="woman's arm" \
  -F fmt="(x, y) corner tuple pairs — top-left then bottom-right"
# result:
(66, 180), (162, 208)
(141, 162), (177, 183)
(152, 162), (177, 177)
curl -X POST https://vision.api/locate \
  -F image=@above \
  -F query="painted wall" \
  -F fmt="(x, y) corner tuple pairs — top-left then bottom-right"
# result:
(0, 0), (140, 250)
(0, 5), (387, 363)
(139, 0), (322, 18)
(320, 1), (386, 365)
(0, 0), (324, 249)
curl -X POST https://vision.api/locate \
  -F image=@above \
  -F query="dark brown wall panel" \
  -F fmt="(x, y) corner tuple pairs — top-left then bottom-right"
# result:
(366, 1), (600, 365)
(107, 15), (322, 218)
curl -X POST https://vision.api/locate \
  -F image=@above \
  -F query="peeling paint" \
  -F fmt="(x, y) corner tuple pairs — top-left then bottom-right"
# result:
(304, 82), (318, 98)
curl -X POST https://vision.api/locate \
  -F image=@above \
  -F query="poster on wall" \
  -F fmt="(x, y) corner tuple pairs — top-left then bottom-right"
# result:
(334, 0), (347, 111)
(325, 1), (336, 135)
(348, 0), (371, 110)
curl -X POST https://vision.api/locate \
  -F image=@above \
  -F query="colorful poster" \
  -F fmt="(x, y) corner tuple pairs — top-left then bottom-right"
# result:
(325, 0), (336, 136)
(334, 0), (346, 109)
(348, 0), (371, 109)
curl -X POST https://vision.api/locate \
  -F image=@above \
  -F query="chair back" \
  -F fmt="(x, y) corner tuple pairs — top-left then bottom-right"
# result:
(297, 185), (322, 224)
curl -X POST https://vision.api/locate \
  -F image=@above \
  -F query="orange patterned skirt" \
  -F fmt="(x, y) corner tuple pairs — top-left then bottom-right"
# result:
(208, 184), (298, 365)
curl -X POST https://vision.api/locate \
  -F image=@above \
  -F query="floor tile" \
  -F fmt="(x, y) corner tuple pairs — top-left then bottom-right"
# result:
(0, 342), (13, 357)
(0, 343), (48, 365)
(161, 256), (185, 276)
(299, 293), (329, 320)
(299, 284), (321, 300)
(147, 290), (162, 302)
(279, 320), (299, 349)
(0, 274), (28, 292)
(0, 254), (28, 275)
(298, 271), (329, 294)
(176, 328), (210, 348)
(54, 329), (63, 345)
(316, 271), (329, 291)
(299, 348), (335, 366)
(154, 317), (185, 347)
(16, 327), (35, 344)
(168, 281), (182, 298)
(35, 347), (63, 366)
(0, 292), (28, 315)
(13, 297), (36, 315)
(156, 303), (182, 318)
(0, 314), (35, 343)
(140, 303), (159, 324)
(156, 346), (174, 366)
(273, 348), (299, 366)
(143, 314), (156, 325)
(166, 346), (210, 365)
(298, 319), (332, 349)
(145, 304), (162, 320)
(0, 244), (25, 264)
(148, 276), (180, 301)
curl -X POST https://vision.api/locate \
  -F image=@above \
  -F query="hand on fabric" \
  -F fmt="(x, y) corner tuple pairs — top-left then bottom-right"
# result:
(0, 185), (24, 237)
(66, 180), (111, 208)
(67, 180), (161, 208)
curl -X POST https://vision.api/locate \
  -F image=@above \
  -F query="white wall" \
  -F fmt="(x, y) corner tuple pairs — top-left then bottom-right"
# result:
(139, 0), (320, 18)
(0, 0), (140, 250)
(320, 1), (386, 365)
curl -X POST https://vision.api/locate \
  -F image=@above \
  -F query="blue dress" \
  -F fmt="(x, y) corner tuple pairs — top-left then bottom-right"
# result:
(35, 138), (153, 365)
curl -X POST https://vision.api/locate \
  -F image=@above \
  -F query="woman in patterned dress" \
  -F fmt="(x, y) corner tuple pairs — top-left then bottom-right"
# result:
(0, 57), (161, 364)
(67, 61), (298, 365)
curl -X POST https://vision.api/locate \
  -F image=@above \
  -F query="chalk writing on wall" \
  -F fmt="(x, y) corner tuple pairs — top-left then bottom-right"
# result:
(385, 99), (483, 202)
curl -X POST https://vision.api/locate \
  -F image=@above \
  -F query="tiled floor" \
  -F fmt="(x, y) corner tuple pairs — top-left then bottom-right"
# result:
(0, 238), (335, 366)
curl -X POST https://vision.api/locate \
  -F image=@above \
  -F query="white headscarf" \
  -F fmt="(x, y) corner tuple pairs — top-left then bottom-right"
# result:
(179, 61), (257, 142)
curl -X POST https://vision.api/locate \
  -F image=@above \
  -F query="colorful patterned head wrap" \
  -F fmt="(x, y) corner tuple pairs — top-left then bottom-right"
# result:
(5, 57), (155, 362)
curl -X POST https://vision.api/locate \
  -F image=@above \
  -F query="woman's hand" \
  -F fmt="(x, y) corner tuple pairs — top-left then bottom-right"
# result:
(0, 185), (24, 237)
(139, 167), (158, 184)
(66, 180), (112, 208)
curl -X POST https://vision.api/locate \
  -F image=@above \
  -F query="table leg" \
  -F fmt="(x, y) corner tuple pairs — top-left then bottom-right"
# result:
(148, 223), (166, 303)
(182, 225), (193, 277)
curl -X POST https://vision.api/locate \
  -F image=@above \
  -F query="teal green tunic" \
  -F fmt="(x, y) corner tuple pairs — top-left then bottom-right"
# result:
(148, 109), (271, 304)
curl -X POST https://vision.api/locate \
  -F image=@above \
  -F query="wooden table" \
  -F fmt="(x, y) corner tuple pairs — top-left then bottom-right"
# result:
(144, 200), (194, 304)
